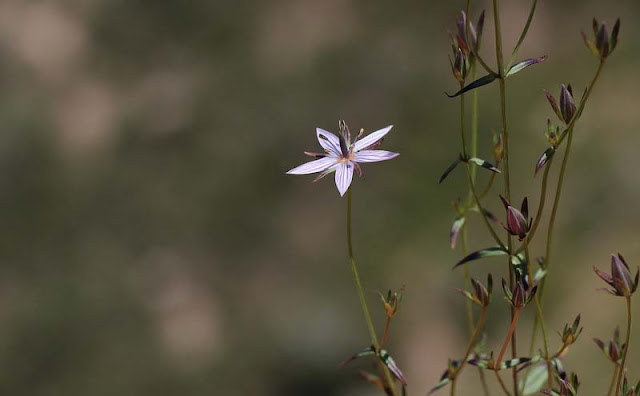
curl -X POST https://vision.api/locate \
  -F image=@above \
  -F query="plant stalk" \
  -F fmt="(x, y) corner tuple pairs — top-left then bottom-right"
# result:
(346, 189), (398, 396)
(615, 296), (632, 396)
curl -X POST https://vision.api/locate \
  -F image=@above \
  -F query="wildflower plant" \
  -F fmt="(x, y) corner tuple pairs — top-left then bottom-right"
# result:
(287, 1), (633, 395)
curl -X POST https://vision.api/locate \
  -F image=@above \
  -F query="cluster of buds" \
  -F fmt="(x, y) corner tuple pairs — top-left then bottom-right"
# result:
(582, 18), (620, 60)
(456, 274), (492, 307)
(544, 85), (576, 126)
(542, 372), (580, 396)
(622, 377), (640, 396)
(499, 195), (531, 241)
(379, 287), (404, 319)
(502, 277), (537, 308)
(545, 119), (561, 147)
(559, 314), (583, 347)
(594, 253), (639, 297)
(594, 326), (625, 364)
(448, 11), (485, 83)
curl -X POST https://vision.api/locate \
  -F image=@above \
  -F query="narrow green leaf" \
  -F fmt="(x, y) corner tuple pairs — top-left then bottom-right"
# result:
(446, 74), (497, 98)
(340, 346), (376, 367)
(508, 0), (539, 66)
(467, 157), (501, 173)
(506, 55), (547, 77)
(454, 246), (509, 268)
(535, 147), (555, 175)
(439, 156), (462, 183)
(450, 217), (466, 249)
(499, 357), (531, 370)
(380, 349), (407, 385)
(519, 362), (548, 395)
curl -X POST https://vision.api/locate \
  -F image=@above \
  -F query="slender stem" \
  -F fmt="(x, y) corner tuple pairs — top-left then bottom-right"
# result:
(526, 59), (607, 359)
(346, 189), (398, 396)
(464, 61), (492, 396)
(464, 0), (497, 76)
(460, 87), (468, 158)
(506, 0), (539, 69)
(607, 365), (619, 396)
(496, 308), (522, 368)
(616, 296), (632, 396)
(461, 232), (475, 334)
(494, 371), (513, 396)
(380, 317), (392, 349)
(451, 307), (488, 396)
(465, 165), (507, 250)
(478, 172), (497, 200)
(491, 0), (517, 392)
(523, 239), (552, 388)
(524, 156), (554, 247)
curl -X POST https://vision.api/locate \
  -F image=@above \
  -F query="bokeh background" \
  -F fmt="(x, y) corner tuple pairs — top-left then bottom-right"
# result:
(0, 0), (638, 395)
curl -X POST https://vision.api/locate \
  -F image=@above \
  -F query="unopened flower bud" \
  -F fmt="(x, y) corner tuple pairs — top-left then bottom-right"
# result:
(499, 195), (531, 240)
(594, 253), (639, 297)
(560, 85), (576, 124)
(582, 18), (620, 60)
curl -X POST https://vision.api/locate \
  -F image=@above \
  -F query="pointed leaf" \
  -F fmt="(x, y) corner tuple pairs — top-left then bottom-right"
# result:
(340, 346), (376, 367)
(428, 376), (450, 394)
(358, 370), (385, 390)
(506, 56), (547, 77)
(467, 157), (501, 173)
(610, 18), (620, 53)
(446, 74), (498, 98)
(439, 156), (462, 183)
(380, 349), (407, 385)
(450, 217), (466, 249)
(535, 147), (555, 175)
(454, 246), (509, 268)
(499, 357), (531, 370)
(520, 362), (549, 395)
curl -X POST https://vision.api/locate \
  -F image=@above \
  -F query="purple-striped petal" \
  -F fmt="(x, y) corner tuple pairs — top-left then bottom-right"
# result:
(334, 162), (354, 196)
(354, 150), (399, 163)
(286, 157), (337, 175)
(316, 128), (341, 156)
(353, 125), (393, 152)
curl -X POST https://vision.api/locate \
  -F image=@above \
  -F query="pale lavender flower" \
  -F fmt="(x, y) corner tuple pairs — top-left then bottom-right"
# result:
(287, 120), (399, 196)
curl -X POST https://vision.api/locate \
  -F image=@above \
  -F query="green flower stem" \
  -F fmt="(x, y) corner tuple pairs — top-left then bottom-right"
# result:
(465, 0), (497, 76)
(522, 239), (552, 388)
(462, 63), (492, 396)
(491, 0), (517, 392)
(346, 189), (398, 396)
(496, 307), (522, 369)
(495, 371), (513, 396)
(526, 59), (607, 355)
(465, 165), (507, 250)
(616, 296), (632, 396)
(607, 365), (619, 396)
(451, 306), (488, 396)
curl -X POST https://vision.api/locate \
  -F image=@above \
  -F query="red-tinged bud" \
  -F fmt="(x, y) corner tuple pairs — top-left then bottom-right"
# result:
(470, 274), (492, 306)
(499, 195), (530, 240)
(595, 253), (638, 297)
(512, 282), (525, 308)
(560, 84), (576, 124)
(583, 18), (620, 59)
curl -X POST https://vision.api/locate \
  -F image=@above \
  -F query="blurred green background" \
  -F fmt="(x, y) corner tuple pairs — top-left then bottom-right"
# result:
(0, 0), (638, 395)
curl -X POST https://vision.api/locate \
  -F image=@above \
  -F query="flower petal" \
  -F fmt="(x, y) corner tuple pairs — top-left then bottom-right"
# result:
(286, 157), (336, 175)
(355, 150), (399, 163)
(334, 162), (354, 196)
(316, 128), (341, 156)
(353, 125), (393, 152)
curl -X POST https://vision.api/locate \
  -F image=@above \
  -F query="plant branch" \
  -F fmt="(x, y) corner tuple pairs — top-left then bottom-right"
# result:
(346, 189), (398, 396)
(615, 296), (632, 396)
